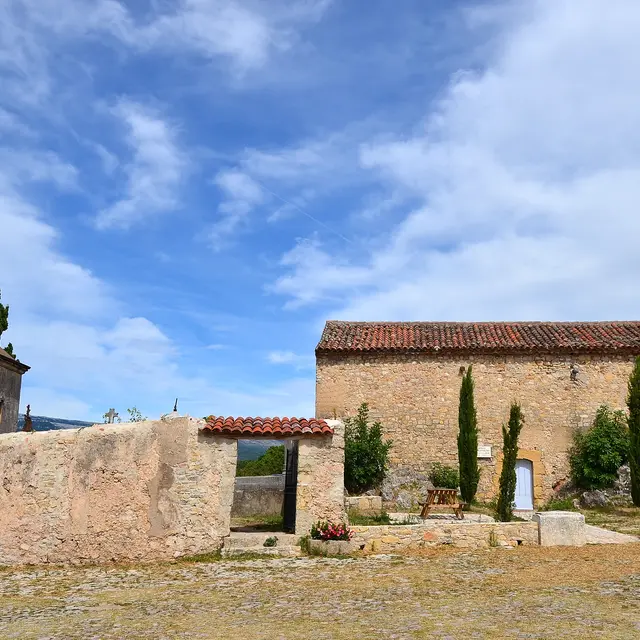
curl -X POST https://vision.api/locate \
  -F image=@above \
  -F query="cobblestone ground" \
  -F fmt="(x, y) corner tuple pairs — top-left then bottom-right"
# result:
(1, 544), (640, 639)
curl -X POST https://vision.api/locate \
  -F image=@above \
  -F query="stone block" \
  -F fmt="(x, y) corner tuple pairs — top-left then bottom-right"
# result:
(308, 539), (356, 556)
(533, 511), (586, 546)
(345, 495), (383, 515)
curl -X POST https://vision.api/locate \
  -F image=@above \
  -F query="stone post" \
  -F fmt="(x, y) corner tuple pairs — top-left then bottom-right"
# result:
(532, 511), (586, 546)
(295, 419), (346, 534)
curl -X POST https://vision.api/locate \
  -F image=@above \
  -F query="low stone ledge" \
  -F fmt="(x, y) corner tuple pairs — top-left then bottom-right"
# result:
(351, 521), (538, 553)
(532, 511), (586, 547)
(308, 539), (357, 556)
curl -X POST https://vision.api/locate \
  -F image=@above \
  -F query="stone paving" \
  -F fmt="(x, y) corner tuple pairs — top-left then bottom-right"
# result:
(584, 524), (640, 545)
(2, 543), (640, 639)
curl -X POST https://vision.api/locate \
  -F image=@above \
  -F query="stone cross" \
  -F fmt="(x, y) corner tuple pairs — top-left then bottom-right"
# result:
(105, 408), (119, 424)
(22, 404), (33, 432)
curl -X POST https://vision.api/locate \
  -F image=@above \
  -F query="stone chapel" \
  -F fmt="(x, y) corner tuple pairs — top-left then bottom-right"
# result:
(315, 321), (640, 507)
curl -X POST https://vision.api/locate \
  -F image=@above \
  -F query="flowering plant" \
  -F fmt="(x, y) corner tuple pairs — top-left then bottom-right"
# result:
(310, 520), (353, 541)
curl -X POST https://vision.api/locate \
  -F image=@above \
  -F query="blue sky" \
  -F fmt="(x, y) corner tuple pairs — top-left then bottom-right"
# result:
(1, 0), (639, 421)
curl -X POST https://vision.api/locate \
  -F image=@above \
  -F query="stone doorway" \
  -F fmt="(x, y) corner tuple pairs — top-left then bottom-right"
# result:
(515, 459), (534, 510)
(231, 438), (291, 535)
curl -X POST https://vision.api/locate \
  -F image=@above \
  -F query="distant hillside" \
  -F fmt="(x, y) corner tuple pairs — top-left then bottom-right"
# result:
(16, 415), (273, 461)
(17, 415), (94, 431)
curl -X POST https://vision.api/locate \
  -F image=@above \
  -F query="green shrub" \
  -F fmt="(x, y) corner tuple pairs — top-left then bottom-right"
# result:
(497, 403), (524, 522)
(263, 536), (278, 548)
(569, 405), (629, 490)
(298, 535), (311, 554)
(236, 445), (284, 477)
(541, 497), (577, 511)
(344, 403), (392, 494)
(347, 511), (391, 526)
(428, 463), (459, 489)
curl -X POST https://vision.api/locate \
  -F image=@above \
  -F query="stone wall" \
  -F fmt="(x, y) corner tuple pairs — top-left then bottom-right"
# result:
(296, 419), (346, 533)
(0, 364), (23, 434)
(317, 352), (636, 504)
(351, 521), (539, 552)
(0, 415), (237, 566)
(232, 475), (284, 518)
(345, 495), (383, 516)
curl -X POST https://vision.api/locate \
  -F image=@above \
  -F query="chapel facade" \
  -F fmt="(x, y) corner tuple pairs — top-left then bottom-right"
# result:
(315, 321), (640, 507)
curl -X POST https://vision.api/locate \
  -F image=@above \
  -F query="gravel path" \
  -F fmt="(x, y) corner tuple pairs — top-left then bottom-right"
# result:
(1, 544), (640, 639)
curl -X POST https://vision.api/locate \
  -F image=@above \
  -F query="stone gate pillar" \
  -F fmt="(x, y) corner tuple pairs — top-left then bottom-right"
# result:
(295, 419), (346, 534)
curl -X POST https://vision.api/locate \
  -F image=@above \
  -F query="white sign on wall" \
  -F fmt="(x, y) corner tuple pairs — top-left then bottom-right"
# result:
(477, 445), (492, 459)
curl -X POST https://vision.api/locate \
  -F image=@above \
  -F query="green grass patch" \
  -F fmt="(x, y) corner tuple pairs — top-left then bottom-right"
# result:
(540, 497), (578, 511)
(230, 514), (284, 531)
(347, 510), (392, 526)
(178, 550), (223, 563)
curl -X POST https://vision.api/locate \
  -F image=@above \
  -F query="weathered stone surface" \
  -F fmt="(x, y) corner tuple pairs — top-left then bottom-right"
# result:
(351, 521), (538, 552)
(580, 489), (608, 508)
(381, 469), (433, 509)
(295, 419), (346, 534)
(614, 464), (631, 494)
(232, 475), (284, 518)
(0, 353), (28, 434)
(0, 416), (237, 565)
(533, 511), (586, 546)
(317, 352), (635, 506)
(345, 495), (383, 515)
(308, 539), (356, 556)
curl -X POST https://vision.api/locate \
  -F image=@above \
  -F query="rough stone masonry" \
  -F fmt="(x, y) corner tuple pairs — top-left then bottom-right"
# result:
(316, 321), (640, 506)
(0, 415), (238, 565)
(0, 414), (346, 566)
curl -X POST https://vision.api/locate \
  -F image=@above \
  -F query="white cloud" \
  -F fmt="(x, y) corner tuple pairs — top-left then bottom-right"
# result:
(210, 169), (265, 244)
(1, 0), (332, 103)
(273, 0), (640, 322)
(0, 126), (311, 421)
(209, 125), (375, 241)
(95, 100), (187, 229)
(0, 150), (79, 192)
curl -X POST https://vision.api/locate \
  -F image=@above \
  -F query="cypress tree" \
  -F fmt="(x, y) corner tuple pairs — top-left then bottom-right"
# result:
(497, 403), (524, 522)
(457, 366), (480, 504)
(627, 356), (640, 506)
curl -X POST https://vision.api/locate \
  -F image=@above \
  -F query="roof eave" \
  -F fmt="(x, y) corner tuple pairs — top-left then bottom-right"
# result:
(316, 346), (640, 357)
(0, 353), (30, 374)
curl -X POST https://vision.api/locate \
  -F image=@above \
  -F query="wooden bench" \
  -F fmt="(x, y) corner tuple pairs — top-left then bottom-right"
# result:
(419, 488), (466, 520)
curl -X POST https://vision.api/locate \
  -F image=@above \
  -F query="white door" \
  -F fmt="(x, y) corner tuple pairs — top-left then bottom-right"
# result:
(514, 459), (534, 510)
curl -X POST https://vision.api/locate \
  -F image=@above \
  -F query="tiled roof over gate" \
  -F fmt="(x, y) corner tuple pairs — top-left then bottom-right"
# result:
(202, 416), (334, 438)
(316, 321), (640, 355)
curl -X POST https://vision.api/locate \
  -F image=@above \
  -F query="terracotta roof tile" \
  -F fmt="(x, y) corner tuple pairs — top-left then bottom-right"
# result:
(202, 416), (333, 438)
(316, 321), (640, 355)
